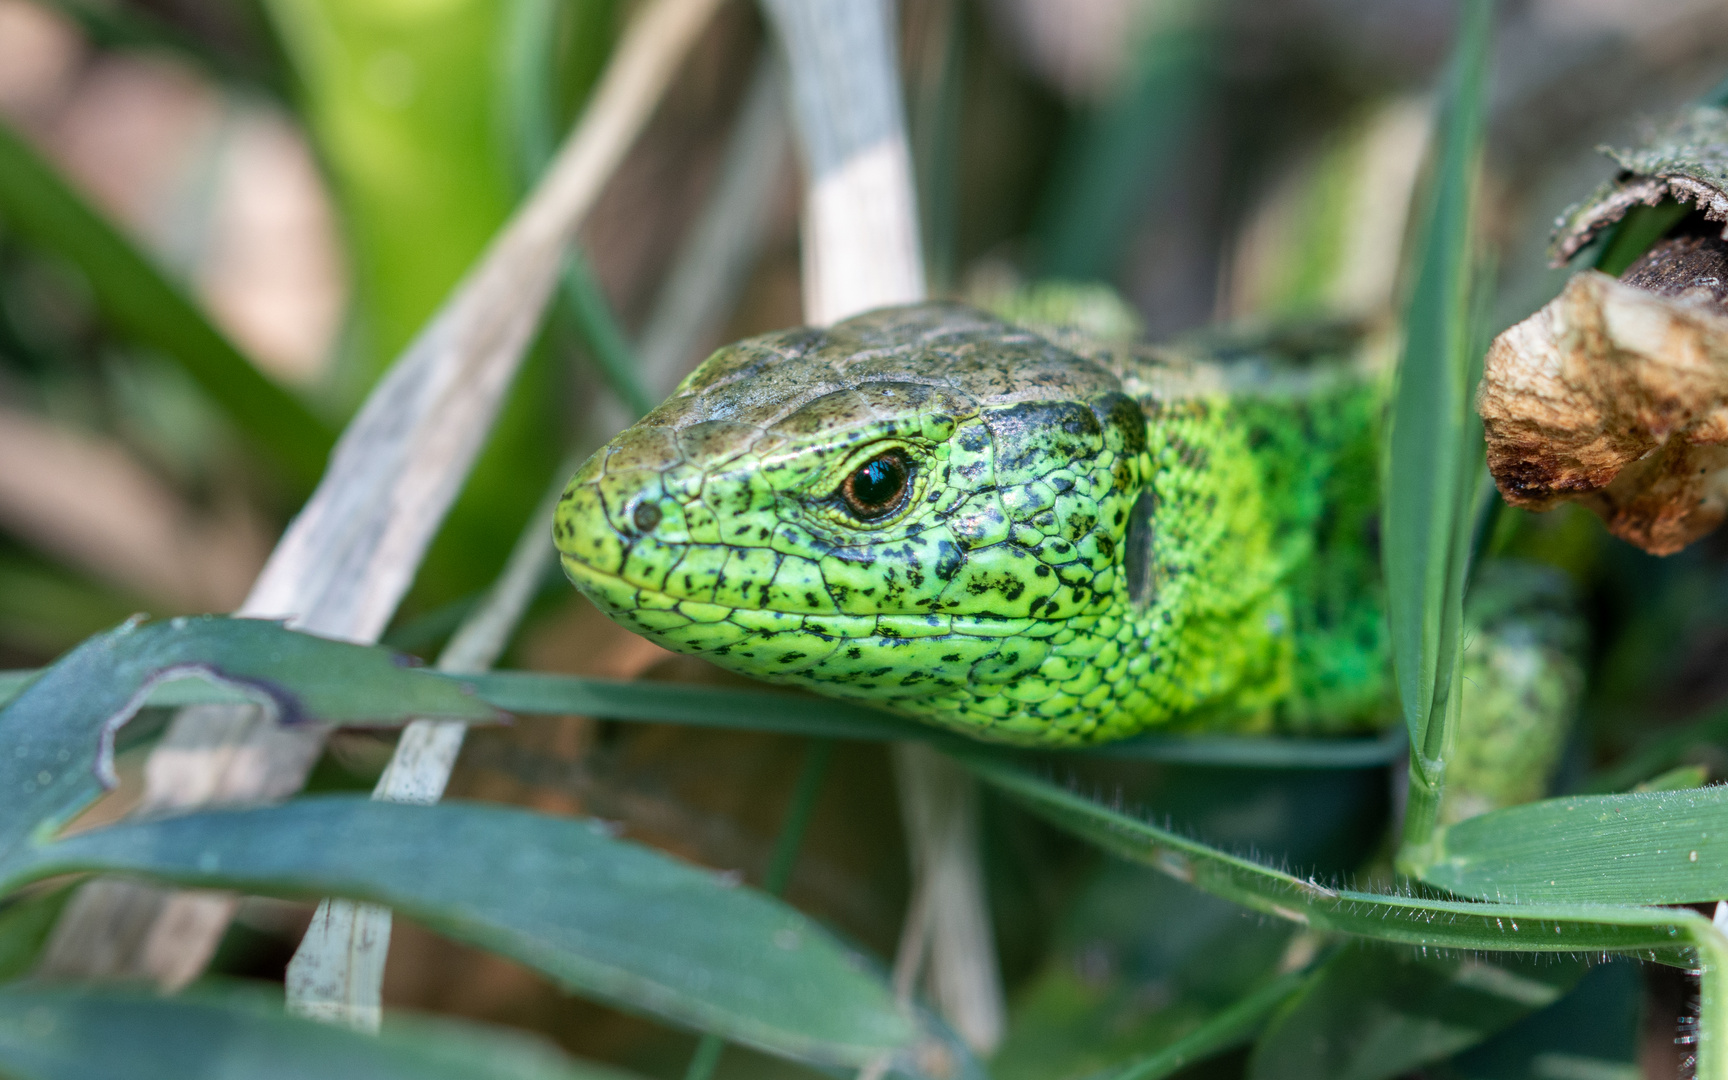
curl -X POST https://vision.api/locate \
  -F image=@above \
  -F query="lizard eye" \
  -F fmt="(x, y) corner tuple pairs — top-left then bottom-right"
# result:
(839, 451), (912, 521)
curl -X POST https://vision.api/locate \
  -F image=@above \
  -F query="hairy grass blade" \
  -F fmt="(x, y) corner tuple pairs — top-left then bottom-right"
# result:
(963, 752), (1716, 958)
(961, 751), (1728, 1077)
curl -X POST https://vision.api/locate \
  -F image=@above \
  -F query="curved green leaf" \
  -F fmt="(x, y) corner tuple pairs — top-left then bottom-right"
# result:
(7, 798), (919, 1071)
(1425, 786), (1728, 905)
(0, 665), (1408, 767)
(1247, 949), (1586, 1080)
(0, 616), (497, 851)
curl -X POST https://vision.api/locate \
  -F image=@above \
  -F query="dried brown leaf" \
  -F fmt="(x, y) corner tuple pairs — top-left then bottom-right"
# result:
(1480, 269), (1728, 554)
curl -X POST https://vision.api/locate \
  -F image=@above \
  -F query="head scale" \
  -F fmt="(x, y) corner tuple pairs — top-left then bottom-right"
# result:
(554, 303), (1156, 743)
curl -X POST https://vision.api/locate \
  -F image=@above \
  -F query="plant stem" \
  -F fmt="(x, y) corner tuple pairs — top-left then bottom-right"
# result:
(40, 0), (728, 987)
(284, 447), (583, 1027)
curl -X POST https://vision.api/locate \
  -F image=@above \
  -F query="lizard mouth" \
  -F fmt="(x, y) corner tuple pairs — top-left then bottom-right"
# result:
(559, 545), (1000, 652)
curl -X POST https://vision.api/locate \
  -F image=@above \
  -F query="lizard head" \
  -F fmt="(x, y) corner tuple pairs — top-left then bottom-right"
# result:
(554, 303), (1160, 743)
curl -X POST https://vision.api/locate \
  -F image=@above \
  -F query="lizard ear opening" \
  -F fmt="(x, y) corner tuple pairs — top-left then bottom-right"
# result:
(1124, 488), (1156, 609)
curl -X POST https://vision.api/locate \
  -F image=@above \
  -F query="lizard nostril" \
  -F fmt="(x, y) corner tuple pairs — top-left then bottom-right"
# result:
(632, 500), (662, 533)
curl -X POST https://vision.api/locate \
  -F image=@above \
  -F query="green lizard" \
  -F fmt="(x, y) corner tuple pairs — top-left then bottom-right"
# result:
(554, 300), (1393, 745)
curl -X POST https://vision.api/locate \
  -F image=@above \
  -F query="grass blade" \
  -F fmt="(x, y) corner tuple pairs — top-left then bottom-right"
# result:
(0, 666), (1415, 768)
(7, 798), (920, 1073)
(1033, 1), (1213, 278)
(1246, 948), (1585, 1080)
(963, 751), (1728, 1079)
(1383, 0), (1494, 857)
(1096, 971), (1309, 1080)
(963, 752), (1713, 959)
(1426, 786), (1728, 904)
(38, 0), (730, 988)
(0, 983), (645, 1080)
(0, 616), (495, 854)
(0, 121), (334, 490)
(286, 449), (586, 1028)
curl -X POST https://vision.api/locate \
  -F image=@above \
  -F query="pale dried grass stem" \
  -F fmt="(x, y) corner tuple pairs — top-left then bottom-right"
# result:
(39, 0), (725, 986)
(756, 0), (1004, 1057)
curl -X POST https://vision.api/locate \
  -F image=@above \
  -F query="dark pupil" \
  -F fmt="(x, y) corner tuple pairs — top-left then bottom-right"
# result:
(845, 454), (908, 518)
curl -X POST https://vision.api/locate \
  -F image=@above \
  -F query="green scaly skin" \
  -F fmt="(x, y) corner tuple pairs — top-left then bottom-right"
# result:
(554, 303), (1389, 745)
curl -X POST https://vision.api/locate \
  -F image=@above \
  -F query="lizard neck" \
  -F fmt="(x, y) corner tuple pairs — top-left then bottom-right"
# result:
(1116, 355), (1389, 734)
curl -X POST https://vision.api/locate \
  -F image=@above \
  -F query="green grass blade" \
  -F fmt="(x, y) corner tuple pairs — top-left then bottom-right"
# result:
(1425, 786), (1728, 904)
(462, 672), (924, 738)
(1383, 0), (1493, 853)
(0, 983), (645, 1080)
(40, 0), (288, 96)
(962, 752), (1707, 958)
(501, 0), (653, 423)
(0, 616), (497, 853)
(1096, 971), (1309, 1080)
(7, 798), (920, 1072)
(963, 752), (1728, 1078)
(1437, 962), (1642, 1079)
(1593, 200), (1692, 276)
(1246, 948), (1586, 1080)
(1090, 729), (1406, 768)
(0, 665), (1409, 767)
(560, 254), (655, 419)
(0, 121), (334, 490)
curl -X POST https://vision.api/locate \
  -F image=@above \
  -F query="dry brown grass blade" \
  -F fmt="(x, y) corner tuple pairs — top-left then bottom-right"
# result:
(757, 0), (1003, 1055)
(37, 0), (726, 986)
(1480, 269), (1728, 555)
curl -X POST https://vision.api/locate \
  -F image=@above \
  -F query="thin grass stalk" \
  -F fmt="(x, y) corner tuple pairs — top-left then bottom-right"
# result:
(1385, 0), (1493, 869)
(760, 0), (925, 326)
(1704, 931), (1728, 1080)
(561, 254), (657, 418)
(282, 449), (585, 1028)
(637, 52), (791, 397)
(37, 0), (726, 986)
(905, 0), (963, 292)
(1099, 971), (1310, 1080)
(756, 0), (1003, 1054)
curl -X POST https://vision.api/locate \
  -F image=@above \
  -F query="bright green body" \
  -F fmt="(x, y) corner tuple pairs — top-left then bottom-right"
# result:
(555, 303), (1389, 745)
